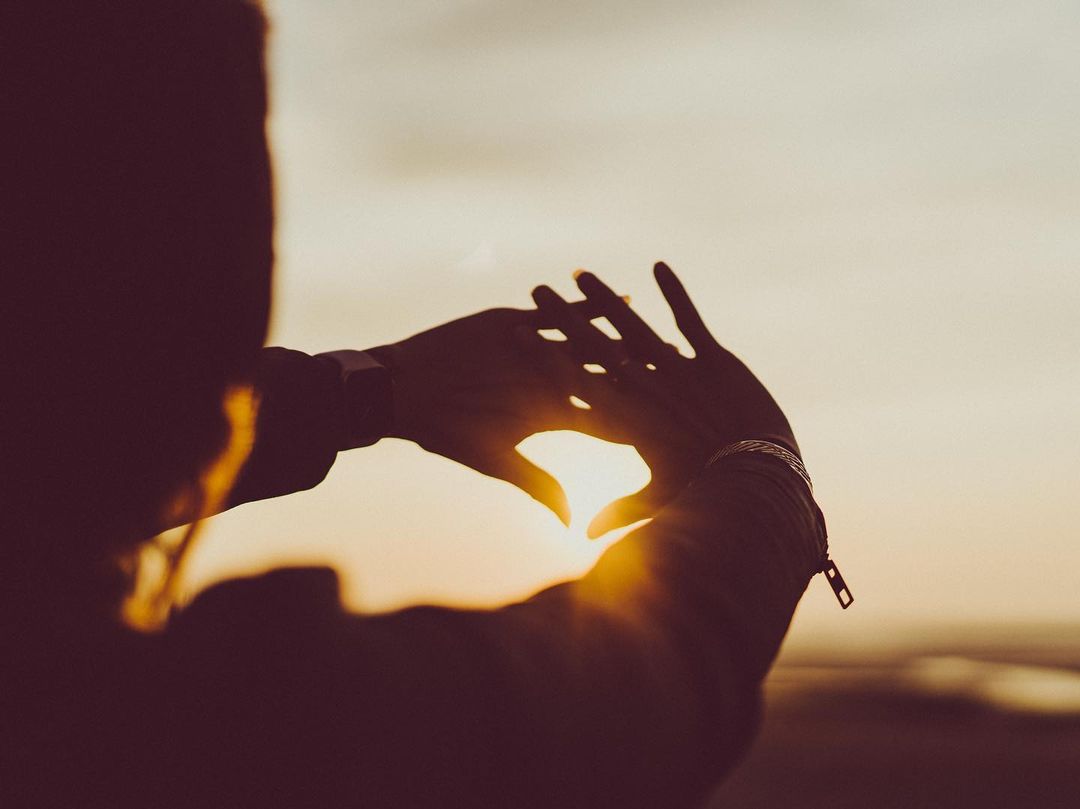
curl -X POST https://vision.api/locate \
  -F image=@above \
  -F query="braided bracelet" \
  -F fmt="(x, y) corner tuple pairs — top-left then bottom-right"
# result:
(705, 439), (813, 493)
(703, 439), (854, 609)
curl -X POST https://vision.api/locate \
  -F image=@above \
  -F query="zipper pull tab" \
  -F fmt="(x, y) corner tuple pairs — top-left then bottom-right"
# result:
(822, 557), (853, 609)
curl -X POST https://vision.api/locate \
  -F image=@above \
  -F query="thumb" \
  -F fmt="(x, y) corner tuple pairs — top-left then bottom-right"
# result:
(587, 484), (662, 539)
(487, 450), (571, 527)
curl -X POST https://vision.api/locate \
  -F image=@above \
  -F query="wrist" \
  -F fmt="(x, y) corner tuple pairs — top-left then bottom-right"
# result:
(699, 439), (852, 609)
(316, 349), (395, 449)
(703, 439), (812, 494)
(364, 343), (418, 442)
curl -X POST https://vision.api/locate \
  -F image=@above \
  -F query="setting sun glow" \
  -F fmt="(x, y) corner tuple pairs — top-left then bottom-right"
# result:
(517, 430), (652, 560)
(181, 0), (1080, 630)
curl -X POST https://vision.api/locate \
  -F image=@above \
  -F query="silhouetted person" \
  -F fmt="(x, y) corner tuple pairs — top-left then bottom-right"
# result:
(2, 3), (846, 807)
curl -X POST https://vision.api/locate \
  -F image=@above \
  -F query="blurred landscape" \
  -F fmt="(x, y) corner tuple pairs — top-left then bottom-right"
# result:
(709, 624), (1080, 808)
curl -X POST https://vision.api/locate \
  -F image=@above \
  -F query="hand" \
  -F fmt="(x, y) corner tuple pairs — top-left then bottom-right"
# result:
(526, 262), (797, 537)
(369, 303), (603, 526)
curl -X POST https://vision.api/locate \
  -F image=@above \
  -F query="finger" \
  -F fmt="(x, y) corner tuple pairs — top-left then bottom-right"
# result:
(514, 330), (666, 443)
(607, 357), (720, 444)
(527, 291), (716, 440)
(531, 285), (625, 369)
(653, 261), (716, 354)
(538, 333), (617, 367)
(513, 325), (619, 413)
(587, 485), (662, 539)
(527, 297), (625, 330)
(520, 313), (716, 441)
(491, 451), (571, 527)
(573, 271), (677, 364)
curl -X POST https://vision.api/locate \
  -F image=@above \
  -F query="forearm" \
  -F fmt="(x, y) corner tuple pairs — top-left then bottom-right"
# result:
(226, 347), (346, 509)
(168, 451), (824, 807)
(341, 453), (823, 807)
(507, 452), (822, 801)
(566, 451), (824, 685)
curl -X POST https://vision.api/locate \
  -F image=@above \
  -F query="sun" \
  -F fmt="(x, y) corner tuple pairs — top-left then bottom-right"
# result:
(516, 430), (653, 560)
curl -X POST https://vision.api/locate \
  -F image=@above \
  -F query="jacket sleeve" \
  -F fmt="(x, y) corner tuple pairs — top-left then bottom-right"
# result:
(168, 451), (825, 809)
(225, 347), (345, 509)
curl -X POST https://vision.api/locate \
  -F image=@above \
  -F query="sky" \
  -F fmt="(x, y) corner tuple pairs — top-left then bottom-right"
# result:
(185, 0), (1080, 641)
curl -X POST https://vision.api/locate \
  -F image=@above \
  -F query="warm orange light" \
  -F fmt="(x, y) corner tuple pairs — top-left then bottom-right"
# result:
(516, 430), (652, 564)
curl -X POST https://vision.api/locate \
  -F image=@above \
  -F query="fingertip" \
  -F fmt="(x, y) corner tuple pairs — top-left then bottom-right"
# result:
(575, 271), (617, 300)
(548, 482), (572, 527)
(573, 270), (598, 291)
(553, 495), (572, 528)
(535, 488), (571, 527)
(586, 511), (613, 539)
(653, 264), (666, 288)
(572, 268), (588, 280)
(532, 284), (560, 304)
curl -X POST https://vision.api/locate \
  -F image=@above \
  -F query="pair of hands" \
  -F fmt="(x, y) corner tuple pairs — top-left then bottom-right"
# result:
(374, 263), (796, 538)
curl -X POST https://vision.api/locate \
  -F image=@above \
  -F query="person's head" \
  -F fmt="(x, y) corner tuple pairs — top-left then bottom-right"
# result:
(4, 1), (272, 626)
